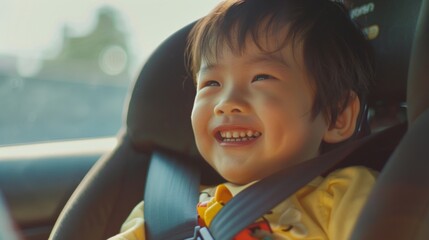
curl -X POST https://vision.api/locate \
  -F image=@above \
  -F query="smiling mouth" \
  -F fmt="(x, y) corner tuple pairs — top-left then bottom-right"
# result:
(216, 129), (262, 142)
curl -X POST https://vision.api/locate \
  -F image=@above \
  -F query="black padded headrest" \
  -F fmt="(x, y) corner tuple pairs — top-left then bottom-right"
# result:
(125, 0), (423, 157)
(350, 0), (422, 104)
(126, 22), (199, 157)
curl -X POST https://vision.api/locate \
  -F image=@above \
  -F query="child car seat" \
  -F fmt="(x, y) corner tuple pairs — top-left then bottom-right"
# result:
(49, 0), (428, 239)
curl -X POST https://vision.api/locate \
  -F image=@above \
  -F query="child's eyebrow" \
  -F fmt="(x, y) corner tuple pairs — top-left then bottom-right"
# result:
(198, 64), (217, 76)
(197, 52), (290, 76)
(245, 53), (290, 68)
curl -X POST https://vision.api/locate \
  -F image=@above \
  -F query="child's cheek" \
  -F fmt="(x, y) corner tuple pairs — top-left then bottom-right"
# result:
(191, 99), (213, 158)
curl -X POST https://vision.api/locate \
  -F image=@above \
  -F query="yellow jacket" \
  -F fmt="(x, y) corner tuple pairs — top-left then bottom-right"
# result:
(109, 166), (377, 240)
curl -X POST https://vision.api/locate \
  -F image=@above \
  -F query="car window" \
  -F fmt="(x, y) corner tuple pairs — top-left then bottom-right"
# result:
(0, 0), (220, 147)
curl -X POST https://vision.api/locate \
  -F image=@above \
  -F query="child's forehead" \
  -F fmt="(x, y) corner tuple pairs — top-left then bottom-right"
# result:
(201, 48), (287, 70)
(190, 10), (309, 80)
(199, 31), (304, 72)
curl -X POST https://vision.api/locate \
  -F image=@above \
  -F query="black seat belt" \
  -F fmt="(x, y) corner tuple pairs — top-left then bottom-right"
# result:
(144, 151), (200, 240)
(208, 124), (405, 239)
(144, 125), (405, 240)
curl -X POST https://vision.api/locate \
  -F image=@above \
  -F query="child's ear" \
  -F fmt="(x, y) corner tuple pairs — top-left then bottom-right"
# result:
(323, 92), (361, 143)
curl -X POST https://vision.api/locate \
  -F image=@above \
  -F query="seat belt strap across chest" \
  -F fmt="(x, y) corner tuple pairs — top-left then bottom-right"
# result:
(208, 131), (384, 239)
(144, 151), (200, 240)
(144, 125), (403, 240)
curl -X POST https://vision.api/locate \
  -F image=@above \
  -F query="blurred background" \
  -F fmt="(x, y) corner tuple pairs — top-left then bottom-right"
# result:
(0, 0), (220, 146)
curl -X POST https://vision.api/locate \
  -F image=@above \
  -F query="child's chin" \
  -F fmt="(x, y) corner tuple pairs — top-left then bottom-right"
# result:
(221, 171), (260, 185)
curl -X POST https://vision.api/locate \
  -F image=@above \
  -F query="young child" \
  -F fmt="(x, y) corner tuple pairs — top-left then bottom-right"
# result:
(110, 0), (376, 239)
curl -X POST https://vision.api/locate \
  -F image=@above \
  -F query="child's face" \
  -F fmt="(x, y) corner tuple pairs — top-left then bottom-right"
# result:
(191, 38), (330, 184)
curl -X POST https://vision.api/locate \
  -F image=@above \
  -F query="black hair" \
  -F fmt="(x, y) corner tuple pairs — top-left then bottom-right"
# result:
(188, 0), (374, 125)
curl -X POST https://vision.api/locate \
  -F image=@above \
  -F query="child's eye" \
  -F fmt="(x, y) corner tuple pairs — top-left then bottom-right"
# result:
(252, 74), (275, 82)
(200, 80), (220, 88)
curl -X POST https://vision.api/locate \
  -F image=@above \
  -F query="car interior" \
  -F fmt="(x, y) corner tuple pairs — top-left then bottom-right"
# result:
(1, 0), (428, 239)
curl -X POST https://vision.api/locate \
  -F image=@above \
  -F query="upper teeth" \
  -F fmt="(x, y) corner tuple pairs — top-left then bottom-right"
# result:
(220, 130), (261, 139)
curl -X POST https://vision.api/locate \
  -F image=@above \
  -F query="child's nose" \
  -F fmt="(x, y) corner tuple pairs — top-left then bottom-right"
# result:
(214, 103), (242, 115)
(214, 92), (249, 115)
